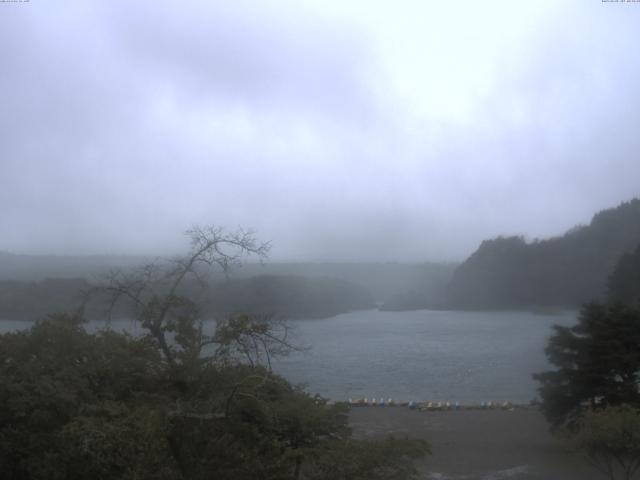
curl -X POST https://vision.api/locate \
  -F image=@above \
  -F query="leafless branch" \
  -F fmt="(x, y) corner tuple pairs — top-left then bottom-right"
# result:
(86, 225), (271, 369)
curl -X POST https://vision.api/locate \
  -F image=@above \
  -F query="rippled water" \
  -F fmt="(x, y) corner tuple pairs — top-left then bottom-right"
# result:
(271, 309), (577, 403)
(0, 309), (577, 403)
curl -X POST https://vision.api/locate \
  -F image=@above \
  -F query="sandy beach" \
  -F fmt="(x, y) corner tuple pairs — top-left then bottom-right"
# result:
(349, 407), (603, 480)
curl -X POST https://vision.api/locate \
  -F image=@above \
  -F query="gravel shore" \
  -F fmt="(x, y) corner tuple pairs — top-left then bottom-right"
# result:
(349, 407), (603, 480)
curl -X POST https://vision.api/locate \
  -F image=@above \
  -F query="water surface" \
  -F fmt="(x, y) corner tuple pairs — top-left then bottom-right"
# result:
(272, 309), (577, 403)
(0, 309), (577, 403)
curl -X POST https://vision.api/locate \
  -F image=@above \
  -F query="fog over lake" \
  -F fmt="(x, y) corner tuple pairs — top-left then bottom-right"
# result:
(2, 2), (640, 262)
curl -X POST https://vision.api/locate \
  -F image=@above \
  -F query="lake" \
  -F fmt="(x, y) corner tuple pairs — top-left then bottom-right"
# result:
(272, 309), (578, 404)
(0, 309), (578, 404)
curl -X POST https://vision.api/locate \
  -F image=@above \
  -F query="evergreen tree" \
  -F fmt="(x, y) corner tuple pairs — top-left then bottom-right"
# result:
(534, 303), (640, 429)
(609, 243), (640, 306)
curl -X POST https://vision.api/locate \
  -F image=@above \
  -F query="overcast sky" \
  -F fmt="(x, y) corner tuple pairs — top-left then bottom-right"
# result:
(1, 1), (639, 262)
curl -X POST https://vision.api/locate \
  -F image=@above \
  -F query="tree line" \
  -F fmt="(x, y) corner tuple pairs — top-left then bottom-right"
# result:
(448, 198), (640, 309)
(0, 227), (428, 480)
(0, 274), (373, 322)
(535, 238), (640, 479)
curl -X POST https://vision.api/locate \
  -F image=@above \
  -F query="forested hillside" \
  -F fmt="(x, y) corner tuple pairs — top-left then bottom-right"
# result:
(608, 243), (640, 305)
(0, 278), (90, 321)
(448, 198), (640, 309)
(0, 253), (453, 305)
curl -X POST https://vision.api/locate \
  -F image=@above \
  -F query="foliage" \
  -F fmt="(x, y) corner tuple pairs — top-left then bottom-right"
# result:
(609, 244), (640, 306)
(566, 405), (640, 480)
(534, 303), (640, 429)
(0, 314), (172, 480)
(448, 198), (640, 308)
(0, 226), (429, 479)
(0, 317), (428, 479)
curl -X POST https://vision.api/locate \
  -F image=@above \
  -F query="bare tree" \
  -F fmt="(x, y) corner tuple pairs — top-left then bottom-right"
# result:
(211, 313), (301, 370)
(83, 224), (313, 456)
(92, 225), (294, 369)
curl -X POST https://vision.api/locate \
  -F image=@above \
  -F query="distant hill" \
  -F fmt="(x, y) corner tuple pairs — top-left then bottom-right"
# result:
(0, 250), (455, 319)
(0, 252), (150, 281)
(447, 198), (640, 309)
(0, 278), (91, 322)
(608, 243), (640, 305)
(236, 262), (457, 306)
(0, 274), (373, 321)
(378, 262), (454, 311)
(0, 251), (453, 305)
(205, 275), (374, 319)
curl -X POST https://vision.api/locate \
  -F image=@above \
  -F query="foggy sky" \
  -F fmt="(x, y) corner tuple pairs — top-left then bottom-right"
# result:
(1, 1), (639, 262)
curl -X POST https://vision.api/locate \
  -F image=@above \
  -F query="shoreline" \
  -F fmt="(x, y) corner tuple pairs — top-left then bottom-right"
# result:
(345, 399), (536, 410)
(349, 408), (601, 480)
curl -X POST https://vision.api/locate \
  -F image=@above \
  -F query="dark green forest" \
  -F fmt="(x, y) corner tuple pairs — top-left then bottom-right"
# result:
(608, 243), (640, 305)
(531, 232), (640, 478)
(0, 228), (429, 480)
(447, 199), (640, 309)
(0, 315), (428, 480)
(533, 222), (640, 463)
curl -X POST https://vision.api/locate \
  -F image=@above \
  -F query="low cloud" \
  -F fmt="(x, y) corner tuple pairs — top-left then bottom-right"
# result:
(1, 1), (639, 261)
